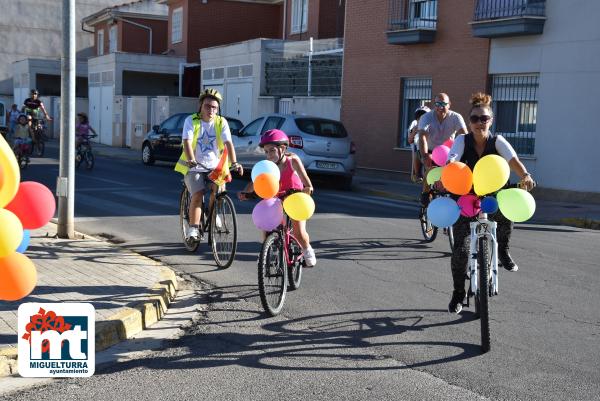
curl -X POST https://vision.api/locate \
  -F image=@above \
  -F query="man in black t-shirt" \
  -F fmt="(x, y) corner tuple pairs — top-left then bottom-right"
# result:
(23, 89), (52, 121)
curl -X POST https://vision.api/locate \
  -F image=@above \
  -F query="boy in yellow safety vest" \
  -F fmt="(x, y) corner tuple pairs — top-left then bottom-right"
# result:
(175, 88), (243, 241)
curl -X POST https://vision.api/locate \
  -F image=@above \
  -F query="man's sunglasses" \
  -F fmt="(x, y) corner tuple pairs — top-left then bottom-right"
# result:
(469, 115), (493, 124)
(434, 101), (448, 107)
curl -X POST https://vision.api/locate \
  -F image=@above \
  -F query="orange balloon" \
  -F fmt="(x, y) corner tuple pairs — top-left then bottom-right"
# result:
(254, 173), (279, 199)
(441, 162), (473, 196)
(0, 252), (37, 301)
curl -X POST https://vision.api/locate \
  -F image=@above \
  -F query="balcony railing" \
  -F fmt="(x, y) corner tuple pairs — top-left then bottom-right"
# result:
(471, 0), (546, 38)
(387, 0), (437, 44)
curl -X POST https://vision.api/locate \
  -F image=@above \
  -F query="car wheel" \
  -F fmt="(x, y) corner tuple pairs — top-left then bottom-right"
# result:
(142, 143), (155, 165)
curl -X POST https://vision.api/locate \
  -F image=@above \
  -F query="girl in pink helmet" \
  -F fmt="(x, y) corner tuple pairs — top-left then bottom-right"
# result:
(239, 129), (317, 267)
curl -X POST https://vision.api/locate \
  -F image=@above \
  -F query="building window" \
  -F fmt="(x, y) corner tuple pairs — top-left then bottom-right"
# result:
(490, 74), (539, 155)
(172, 7), (183, 44)
(399, 77), (432, 147)
(97, 30), (104, 56)
(109, 25), (117, 53)
(389, 0), (438, 30)
(408, 0), (437, 28)
(291, 0), (308, 34)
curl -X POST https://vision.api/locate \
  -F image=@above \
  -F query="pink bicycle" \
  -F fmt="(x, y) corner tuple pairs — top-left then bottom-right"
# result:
(256, 190), (305, 316)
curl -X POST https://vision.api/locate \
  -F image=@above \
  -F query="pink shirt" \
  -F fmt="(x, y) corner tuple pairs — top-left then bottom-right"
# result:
(278, 157), (303, 196)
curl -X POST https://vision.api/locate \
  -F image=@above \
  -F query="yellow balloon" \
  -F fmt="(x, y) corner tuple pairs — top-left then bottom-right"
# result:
(0, 209), (23, 257)
(283, 192), (315, 221)
(0, 135), (20, 208)
(473, 154), (510, 196)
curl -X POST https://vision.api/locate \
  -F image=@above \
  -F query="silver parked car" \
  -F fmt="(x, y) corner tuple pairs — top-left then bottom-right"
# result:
(232, 113), (356, 189)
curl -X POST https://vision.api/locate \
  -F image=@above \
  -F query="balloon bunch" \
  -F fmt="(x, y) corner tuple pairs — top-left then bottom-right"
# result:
(0, 135), (56, 301)
(426, 154), (536, 228)
(250, 160), (315, 231)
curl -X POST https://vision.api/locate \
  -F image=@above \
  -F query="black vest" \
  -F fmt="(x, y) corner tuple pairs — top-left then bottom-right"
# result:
(460, 133), (498, 172)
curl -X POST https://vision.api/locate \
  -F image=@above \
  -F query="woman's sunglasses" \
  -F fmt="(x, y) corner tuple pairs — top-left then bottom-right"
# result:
(469, 115), (492, 124)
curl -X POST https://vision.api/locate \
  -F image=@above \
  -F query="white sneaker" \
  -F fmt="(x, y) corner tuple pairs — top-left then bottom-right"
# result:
(215, 214), (222, 229)
(303, 247), (317, 267)
(186, 226), (199, 241)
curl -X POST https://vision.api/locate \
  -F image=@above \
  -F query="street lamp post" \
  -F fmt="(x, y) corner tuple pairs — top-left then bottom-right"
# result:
(57, 0), (76, 238)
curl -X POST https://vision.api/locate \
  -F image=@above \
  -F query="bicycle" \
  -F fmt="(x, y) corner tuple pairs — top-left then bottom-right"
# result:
(76, 134), (97, 170)
(29, 118), (47, 157)
(179, 175), (238, 269)
(463, 182), (535, 353)
(12, 139), (31, 169)
(256, 189), (305, 317)
(419, 187), (455, 251)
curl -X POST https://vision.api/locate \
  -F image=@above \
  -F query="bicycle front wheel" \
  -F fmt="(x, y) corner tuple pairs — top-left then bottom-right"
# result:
(419, 206), (438, 242)
(179, 186), (199, 252)
(84, 151), (94, 170)
(209, 194), (237, 269)
(477, 236), (491, 353)
(34, 137), (45, 157)
(258, 232), (287, 316)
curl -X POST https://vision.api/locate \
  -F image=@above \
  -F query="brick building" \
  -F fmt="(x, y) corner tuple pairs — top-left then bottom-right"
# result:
(341, 0), (490, 174)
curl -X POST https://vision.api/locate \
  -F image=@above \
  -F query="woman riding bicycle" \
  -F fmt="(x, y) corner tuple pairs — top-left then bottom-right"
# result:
(238, 129), (317, 267)
(444, 92), (536, 314)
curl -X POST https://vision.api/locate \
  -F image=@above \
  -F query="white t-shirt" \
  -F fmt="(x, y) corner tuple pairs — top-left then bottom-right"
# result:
(417, 110), (467, 149)
(448, 134), (517, 163)
(181, 115), (231, 172)
(408, 120), (419, 149)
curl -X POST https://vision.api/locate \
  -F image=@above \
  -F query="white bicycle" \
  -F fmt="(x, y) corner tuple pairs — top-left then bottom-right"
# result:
(464, 210), (498, 353)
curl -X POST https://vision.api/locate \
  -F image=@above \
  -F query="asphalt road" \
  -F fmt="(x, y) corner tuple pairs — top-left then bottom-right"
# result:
(8, 143), (600, 401)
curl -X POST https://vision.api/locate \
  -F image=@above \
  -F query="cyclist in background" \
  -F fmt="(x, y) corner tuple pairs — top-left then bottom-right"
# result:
(407, 105), (430, 183)
(12, 114), (32, 155)
(418, 93), (467, 204)
(444, 92), (535, 314)
(76, 112), (97, 148)
(174, 88), (243, 241)
(23, 89), (52, 121)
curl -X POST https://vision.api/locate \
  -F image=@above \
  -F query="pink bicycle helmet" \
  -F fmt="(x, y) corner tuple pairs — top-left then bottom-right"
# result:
(259, 129), (289, 147)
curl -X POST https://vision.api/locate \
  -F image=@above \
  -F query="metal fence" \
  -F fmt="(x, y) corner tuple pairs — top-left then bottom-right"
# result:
(263, 38), (343, 97)
(489, 74), (539, 155)
(388, 0), (438, 31)
(473, 0), (546, 21)
(399, 77), (432, 147)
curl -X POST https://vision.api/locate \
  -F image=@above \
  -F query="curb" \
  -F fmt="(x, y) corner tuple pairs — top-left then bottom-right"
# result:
(0, 229), (180, 378)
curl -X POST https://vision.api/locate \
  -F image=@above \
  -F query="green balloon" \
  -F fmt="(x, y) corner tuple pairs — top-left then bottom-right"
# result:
(497, 188), (536, 222)
(426, 167), (443, 185)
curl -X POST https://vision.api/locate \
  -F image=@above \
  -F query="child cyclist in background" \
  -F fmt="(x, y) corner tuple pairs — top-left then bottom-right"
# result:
(238, 129), (317, 267)
(12, 114), (33, 154)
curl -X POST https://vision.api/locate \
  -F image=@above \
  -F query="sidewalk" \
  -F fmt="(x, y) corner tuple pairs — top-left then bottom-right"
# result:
(0, 222), (179, 377)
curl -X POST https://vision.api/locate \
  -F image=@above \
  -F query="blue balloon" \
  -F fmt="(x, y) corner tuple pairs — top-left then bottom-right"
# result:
(427, 197), (460, 228)
(16, 230), (31, 253)
(251, 160), (280, 182)
(481, 196), (499, 214)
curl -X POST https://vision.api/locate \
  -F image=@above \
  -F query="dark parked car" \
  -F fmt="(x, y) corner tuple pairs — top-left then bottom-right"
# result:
(141, 113), (243, 165)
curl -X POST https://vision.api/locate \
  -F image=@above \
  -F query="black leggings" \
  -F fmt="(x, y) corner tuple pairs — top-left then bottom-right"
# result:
(450, 211), (513, 292)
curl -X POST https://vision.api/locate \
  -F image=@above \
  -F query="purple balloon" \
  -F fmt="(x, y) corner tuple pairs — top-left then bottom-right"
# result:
(252, 198), (283, 231)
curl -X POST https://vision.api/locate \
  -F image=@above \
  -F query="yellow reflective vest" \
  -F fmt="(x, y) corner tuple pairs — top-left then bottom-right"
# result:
(174, 113), (225, 175)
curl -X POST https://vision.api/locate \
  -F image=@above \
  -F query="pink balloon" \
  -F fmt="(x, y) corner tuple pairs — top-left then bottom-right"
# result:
(457, 194), (481, 217)
(252, 198), (283, 231)
(443, 138), (455, 148)
(432, 145), (450, 166)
